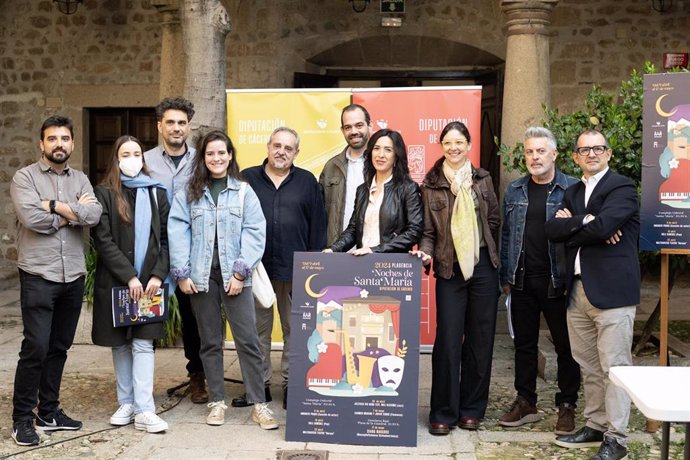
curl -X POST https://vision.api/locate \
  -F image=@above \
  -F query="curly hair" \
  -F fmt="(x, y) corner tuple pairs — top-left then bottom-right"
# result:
(154, 97), (195, 122)
(186, 130), (240, 202)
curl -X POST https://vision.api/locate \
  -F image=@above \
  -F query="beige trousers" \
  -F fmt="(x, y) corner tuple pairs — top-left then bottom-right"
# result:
(567, 279), (636, 443)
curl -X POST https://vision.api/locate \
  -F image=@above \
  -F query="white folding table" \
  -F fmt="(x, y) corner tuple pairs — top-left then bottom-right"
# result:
(609, 366), (690, 460)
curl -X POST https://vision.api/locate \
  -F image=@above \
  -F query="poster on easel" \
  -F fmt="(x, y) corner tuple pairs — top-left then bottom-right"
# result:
(286, 252), (421, 447)
(641, 72), (690, 250)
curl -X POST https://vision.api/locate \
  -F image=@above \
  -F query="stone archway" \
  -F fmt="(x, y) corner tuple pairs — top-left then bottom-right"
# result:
(305, 35), (504, 68)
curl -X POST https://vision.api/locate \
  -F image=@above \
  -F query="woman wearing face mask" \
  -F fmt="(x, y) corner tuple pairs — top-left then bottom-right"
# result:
(91, 135), (170, 433)
(325, 129), (423, 255)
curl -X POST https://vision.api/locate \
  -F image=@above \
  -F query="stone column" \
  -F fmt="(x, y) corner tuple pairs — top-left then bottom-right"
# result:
(152, 0), (184, 99)
(500, 0), (558, 188)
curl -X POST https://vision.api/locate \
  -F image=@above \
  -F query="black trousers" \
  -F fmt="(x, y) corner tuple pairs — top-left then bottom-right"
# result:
(430, 248), (499, 424)
(13, 269), (84, 422)
(510, 274), (580, 406)
(176, 286), (204, 375)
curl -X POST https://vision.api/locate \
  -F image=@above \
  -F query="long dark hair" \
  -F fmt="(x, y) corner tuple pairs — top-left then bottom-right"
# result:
(187, 130), (241, 202)
(362, 129), (410, 186)
(100, 135), (150, 224)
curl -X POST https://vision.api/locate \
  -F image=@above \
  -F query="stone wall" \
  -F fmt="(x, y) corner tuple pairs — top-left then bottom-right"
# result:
(1, 0), (689, 265)
(550, 0), (690, 112)
(0, 0), (161, 266)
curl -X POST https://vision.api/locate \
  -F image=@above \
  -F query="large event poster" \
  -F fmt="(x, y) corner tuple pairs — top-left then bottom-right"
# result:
(226, 89), (352, 175)
(286, 252), (421, 447)
(353, 87), (482, 347)
(641, 73), (690, 250)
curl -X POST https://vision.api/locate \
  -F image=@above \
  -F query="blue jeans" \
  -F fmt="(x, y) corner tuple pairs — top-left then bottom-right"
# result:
(13, 269), (84, 422)
(112, 338), (155, 414)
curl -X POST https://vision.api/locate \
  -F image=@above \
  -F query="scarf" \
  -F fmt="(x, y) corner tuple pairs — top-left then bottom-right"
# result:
(443, 160), (479, 280)
(120, 174), (165, 281)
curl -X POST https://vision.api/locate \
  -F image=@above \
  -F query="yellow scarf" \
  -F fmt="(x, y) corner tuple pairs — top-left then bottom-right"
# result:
(443, 160), (479, 280)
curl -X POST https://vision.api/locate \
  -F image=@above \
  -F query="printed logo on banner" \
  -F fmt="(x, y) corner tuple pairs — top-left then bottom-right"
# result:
(376, 119), (388, 129)
(407, 145), (426, 183)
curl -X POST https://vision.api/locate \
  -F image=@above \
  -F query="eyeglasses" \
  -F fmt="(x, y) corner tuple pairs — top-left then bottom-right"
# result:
(575, 145), (608, 156)
(441, 140), (468, 149)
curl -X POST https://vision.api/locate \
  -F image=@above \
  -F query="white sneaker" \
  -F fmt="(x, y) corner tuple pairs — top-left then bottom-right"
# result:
(110, 404), (135, 426)
(207, 400), (227, 426)
(251, 403), (278, 430)
(134, 412), (168, 433)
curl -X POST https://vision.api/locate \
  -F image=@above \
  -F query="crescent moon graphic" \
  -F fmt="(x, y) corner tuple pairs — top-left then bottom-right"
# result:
(656, 94), (678, 118)
(305, 274), (327, 298)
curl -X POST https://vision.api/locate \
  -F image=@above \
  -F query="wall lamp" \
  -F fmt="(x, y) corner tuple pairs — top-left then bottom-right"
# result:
(350, 0), (370, 13)
(53, 0), (83, 14)
(652, 0), (672, 12)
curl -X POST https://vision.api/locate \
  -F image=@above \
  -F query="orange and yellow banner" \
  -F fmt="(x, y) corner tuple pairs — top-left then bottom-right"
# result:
(227, 89), (352, 176)
(225, 87), (482, 349)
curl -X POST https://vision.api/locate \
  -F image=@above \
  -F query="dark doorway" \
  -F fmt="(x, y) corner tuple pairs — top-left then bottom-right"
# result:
(87, 108), (157, 185)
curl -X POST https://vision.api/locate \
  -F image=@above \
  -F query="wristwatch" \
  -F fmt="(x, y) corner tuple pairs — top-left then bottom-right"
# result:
(49, 200), (56, 214)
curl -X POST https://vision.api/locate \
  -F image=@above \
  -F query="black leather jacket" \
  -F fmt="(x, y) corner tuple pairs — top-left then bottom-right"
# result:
(331, 178), (424, 253)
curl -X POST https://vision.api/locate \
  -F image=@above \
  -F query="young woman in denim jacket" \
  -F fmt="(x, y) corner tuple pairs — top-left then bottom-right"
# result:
(411, 122), (500, 435)
(168, 130), (277, 430)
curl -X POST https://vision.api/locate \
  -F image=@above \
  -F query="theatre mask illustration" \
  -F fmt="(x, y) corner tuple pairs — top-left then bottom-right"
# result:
(377, 355), (405, 390)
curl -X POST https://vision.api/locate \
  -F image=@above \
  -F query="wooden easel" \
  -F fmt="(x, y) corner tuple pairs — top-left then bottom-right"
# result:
(659, 249), (690, 365)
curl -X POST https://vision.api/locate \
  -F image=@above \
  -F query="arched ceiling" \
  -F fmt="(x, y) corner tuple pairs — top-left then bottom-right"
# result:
(307, 35), (503, 68)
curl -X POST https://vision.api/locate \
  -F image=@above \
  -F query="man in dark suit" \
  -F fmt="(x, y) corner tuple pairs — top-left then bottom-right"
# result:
(545, 129), (639, 460)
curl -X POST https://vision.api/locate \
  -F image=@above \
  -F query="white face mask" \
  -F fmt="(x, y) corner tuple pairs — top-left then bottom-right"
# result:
(119, 156), (143, 177)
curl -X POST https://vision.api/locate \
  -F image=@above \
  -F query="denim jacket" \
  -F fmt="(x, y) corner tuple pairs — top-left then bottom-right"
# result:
(168, 177), (266, 292)
(499, 169), (577, 294)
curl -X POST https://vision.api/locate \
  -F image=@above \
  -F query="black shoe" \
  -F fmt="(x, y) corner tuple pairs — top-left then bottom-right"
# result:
(283, 387), (287, 410)
(231, 386), (272, 407)
(12, 419), (40, 446)
(554, 425), (605, 448)
(590, 437), (628, 460)
(35, 408), (83, 431)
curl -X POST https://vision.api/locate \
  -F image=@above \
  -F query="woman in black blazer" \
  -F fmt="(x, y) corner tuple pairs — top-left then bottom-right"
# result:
(326, 129), (423, 255)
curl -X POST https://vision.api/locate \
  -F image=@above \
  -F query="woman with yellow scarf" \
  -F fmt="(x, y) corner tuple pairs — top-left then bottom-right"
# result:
(411, 121), (500, 435)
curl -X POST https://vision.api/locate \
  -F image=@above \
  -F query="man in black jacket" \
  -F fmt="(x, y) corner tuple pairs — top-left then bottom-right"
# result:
(240, 127), (327, 410)
(545, 129), (639, 460)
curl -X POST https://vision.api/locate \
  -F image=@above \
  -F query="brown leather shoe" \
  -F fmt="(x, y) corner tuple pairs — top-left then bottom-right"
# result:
(555, 402), (576, 435)
(189, 372), (209, 404)
(498, 396), (541, 427)
(458, 416), (480, 430)
(428, 423), (450, 435)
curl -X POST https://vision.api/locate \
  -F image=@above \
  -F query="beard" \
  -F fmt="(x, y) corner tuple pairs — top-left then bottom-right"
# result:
(44, 148), (71, 164)
(347, 133), (368, 149)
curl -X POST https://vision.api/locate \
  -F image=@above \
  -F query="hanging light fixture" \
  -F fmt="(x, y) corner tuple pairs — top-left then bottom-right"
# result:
(53, 0), (83, 14)
(652, 0), (672, 13)
(350, 0), (370, 13)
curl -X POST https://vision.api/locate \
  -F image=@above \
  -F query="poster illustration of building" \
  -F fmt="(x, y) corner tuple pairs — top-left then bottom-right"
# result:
(286, 252), (421, 447)
(641, 72), (690, 250)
